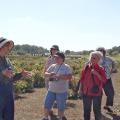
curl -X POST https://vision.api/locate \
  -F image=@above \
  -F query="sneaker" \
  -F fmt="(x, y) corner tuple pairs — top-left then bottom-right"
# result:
(41, 117), (49, 120)
(57, 116), (67, 120)
(62, 116), (67, 120)
(103, 106), (113, 113)
(49, 110), (54, 116)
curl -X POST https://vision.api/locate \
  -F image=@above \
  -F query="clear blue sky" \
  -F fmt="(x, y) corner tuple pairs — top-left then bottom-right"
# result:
(0, 0), (120, 51)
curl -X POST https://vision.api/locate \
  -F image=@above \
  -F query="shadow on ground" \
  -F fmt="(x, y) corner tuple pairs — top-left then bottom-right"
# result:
(14, 89), (35, 100)
(107, 112), (120, 120)
(52, 101), (76, 109)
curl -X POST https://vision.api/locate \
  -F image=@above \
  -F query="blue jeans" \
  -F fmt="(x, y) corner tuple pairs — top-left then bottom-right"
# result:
(44, 91), (67, 111)
(104, 78), (114, 106)
(82, 95), (102, 120)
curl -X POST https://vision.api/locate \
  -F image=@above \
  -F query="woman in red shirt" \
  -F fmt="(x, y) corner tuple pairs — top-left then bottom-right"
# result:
(79, 51), (106, 120)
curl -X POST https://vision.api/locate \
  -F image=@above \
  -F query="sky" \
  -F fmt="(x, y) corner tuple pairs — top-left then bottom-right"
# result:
(0, 0), (120, 52)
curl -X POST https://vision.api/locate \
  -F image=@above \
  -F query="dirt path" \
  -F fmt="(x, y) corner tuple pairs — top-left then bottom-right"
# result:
(15, 70), (120, 120)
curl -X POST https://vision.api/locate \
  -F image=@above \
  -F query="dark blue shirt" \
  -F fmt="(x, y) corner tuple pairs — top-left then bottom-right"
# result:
(0, 57), (22, 84)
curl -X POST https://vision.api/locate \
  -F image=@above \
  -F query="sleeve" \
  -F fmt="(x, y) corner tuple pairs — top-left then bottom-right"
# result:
(65, 65), (72, 75)
(76, 80), (80, 91)
(0, 57), (14, 73)
(111, 59), (117, 73)
(6, 58), (14, 69)
(46, 64), (55, 73)
(79, 69), (85, 83)
(0, 58), (7, 72)
(44, 57), (50, 72)
(0, 62), (6, 72)
(99, 66), (107, 84)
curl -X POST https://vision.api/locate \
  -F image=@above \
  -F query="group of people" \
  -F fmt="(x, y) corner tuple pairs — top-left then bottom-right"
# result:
(43, 45), (117, 120)
(0, 37), (117, 120)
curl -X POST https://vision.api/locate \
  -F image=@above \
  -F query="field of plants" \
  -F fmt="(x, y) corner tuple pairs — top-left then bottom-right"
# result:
(10, 55), (87, 96)
(9, 55), (120, 120)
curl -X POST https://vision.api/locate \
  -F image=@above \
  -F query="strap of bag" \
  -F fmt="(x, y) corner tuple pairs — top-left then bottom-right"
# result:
(91, 74), (96, 85)
(55, 64), (62, 74)
(91, 66), (98, 85)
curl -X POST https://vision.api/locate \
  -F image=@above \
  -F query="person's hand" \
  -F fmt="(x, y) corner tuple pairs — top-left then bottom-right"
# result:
(111, 69), (117, 73)
(50, 72), (56, 78)
(78, 89), (83, 99)
(54, 74), (60, 79)
(2, 69), (14, 78)
(91, 69), (98, 76)
(21, 70), (32, 78)
(91, 69), (102, 80)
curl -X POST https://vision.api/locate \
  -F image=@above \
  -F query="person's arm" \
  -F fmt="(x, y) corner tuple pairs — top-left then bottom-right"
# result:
(56, 74), (72, 80)
(78, 69), (84, 93)
(44, 64), (56, 78)
(91, 69), (103, 81)
(45, 71), (56, 78)
(75, 80), (80, 92)
(10, 70), (32, 82)
(111, 59), (117, 73)
(98, 66), (107, 85)
(57, 65), (72, 80)
(78, 79), (83, 99)
(11, 73), (23, 81)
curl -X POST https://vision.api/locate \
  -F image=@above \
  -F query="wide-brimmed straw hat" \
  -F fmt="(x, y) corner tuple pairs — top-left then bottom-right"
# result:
(0, 37), (14, 51)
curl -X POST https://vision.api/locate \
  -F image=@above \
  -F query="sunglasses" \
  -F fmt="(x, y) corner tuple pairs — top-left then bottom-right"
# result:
(51, 48), (57, 50)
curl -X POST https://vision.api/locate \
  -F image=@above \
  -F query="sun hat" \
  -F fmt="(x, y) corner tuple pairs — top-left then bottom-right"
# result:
(0, 37), (14, 51)
(50, 45), (59, 51)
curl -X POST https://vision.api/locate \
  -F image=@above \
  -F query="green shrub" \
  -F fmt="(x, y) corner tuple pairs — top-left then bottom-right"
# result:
(33, 72), (45, 88)
(14, 81), (28, 93)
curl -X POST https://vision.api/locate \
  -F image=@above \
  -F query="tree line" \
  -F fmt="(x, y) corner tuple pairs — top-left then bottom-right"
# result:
(11, 44), (120, 56)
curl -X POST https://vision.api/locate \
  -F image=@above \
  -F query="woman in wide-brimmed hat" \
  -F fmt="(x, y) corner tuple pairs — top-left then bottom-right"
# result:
(0, 37), (32, 120)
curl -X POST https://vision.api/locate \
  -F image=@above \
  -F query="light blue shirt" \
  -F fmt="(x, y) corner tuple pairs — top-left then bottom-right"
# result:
(99, 56), (116, 79)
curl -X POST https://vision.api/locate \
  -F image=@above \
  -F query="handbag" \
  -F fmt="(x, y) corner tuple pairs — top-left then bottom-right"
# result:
(91, 74), (99, 94)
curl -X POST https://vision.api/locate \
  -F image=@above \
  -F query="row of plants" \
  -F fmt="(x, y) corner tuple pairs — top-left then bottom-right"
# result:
(10, 55), (86, 94)
(10, 56), (45, 93)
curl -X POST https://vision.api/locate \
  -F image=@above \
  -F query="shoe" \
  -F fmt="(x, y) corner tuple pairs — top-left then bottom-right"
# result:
(57, 116), (67, 120)
(103, 106), (113, 113)
(62, 116), (67, 120)
(41, 117), (49, 120)
(49, 110), (54, 116)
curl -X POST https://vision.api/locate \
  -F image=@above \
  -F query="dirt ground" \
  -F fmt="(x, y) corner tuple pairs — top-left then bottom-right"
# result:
(15, 70), (120, 120)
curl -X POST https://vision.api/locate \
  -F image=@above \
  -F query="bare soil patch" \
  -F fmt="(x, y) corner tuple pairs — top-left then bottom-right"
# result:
(15, 70), (120, 120)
